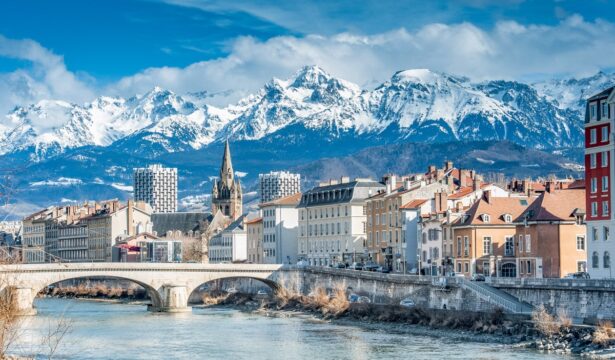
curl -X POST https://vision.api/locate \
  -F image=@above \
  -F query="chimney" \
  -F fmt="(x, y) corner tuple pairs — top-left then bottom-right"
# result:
(389, 175), (397, 189)
(460, 170), (471, 188)
(340, 176), (350, 184)
(435, 191), (449, 213)
(483, 190), (491, 204)
(470, 170), (476, 179)
(444, 160), (453, 171)
(526, 182), (532, 197)
(447, 175), (455, 192)
(386, 183), (391, 195)
(428, 165), (436, 174)
(404, 180), (412, 190)
(473, 178), (481, 191)
(545, 181), (554, 193)
(456, 202), (463, 212)
(127, 200), (134, 236)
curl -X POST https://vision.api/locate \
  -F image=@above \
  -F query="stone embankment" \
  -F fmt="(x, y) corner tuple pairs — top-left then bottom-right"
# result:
(203, 289), (615, 358)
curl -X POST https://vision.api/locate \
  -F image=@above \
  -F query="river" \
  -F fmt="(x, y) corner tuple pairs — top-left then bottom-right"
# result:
(10, 298), (560, 359)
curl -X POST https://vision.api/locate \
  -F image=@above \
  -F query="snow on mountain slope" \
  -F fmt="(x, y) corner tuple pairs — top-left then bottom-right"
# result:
(0, 65), (604, 162)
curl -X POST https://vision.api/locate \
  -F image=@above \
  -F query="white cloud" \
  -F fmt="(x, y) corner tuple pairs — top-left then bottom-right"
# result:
(0, 35), (95, 116)
(106, 16), (615, 106)
(2, 15), (615, 115)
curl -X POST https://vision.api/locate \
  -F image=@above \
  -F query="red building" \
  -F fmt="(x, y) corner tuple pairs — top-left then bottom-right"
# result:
(585, 86), (615, 279)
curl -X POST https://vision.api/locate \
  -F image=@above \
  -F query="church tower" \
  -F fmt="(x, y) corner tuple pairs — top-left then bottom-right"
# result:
(211, 140), (243, 220)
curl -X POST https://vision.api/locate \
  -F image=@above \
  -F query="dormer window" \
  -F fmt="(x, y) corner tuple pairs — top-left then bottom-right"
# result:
(481, 214), (490, 223)
(503, 214), (512, 223)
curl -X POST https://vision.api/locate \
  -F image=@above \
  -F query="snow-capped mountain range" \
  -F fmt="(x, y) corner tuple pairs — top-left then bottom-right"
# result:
(1, 65), (608, 162)
(0, 65), (610, 217)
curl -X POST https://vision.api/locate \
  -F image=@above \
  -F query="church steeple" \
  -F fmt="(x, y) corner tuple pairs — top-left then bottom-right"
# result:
(220, 139), (234, 188)
(211, 139), (242, 220)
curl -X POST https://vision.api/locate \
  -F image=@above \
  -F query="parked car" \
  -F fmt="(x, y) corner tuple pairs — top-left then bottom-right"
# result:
(407, 268), (419, 275)
(471, 274), (486, 282)
(564, 272), (591, 279)
(335, 263), (347, 269)
(448, 272), (466, 278)
(226, 287), (238, 294)
(256, 289), (269, 296)
(348, 293), (371, 304)
(376, 266), (391, 273)
(350, 262), (364, 270)
(296, 260), (309, 267)
(399, 297), (416, 308)
(363, 263), (379, 272)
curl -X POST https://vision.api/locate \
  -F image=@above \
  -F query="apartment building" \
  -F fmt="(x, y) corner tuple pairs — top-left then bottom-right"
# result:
(515, 185), (587, 278)
(246, 217), (263, 263)
(298, 177), (385, 266)
(258, 171), (301, 203)
(260, 193), (300, 264)
(133, 164), (178, 213)
(585, 86), (615, 279)
(452, 191), (533, 277)
(366, 175), (449, 270)
(208, 216), (247, 263)
(400, 199), (432, 273)
(57, 223), (89, 261)
(22, 213), (47, 263)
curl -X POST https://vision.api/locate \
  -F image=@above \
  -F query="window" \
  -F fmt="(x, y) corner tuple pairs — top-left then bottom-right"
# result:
(603, 102), (609, 120)
(505, 236), (514, 256)
(603, 126), (610, 141)
(457, 263), (461, 273)
(463, 236), (469, 256)
(518, 235), (524, 253)
(456, 237), (461, 257)
(591, 153), (597, 169)
(592, 251), (599, 268)
(503, 214), (512, 223)
(525, 234), (531, 252)
(464, 263), (469, 273)
(605, 252), (611, 269)
(591, 128), (597, 144)
(603, 176), (609, 192)
(578, 261), (587, 272)
(603, 151), (609, 167)
(481, 214), (490, 223)
(577, 235), (585, 251)
(501, 263), (517, 278)
(604, 226), (610, 241)
(592, 202), (598, 217)
(603, 201), (610, 217)
(483, 237), (492, 255)
(591, 103), (597, 120)
(593, 227), (598, 241)
(526, 260), (532, 274)
(591, 178), (598, 193)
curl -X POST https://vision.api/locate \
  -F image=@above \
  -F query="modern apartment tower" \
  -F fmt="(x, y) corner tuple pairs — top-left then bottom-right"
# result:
(258, 171), (301, 203)
(134, 164), (178, 213)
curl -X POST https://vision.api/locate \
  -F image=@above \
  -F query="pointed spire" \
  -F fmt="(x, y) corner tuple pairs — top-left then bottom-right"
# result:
(220, 139), (234, 188)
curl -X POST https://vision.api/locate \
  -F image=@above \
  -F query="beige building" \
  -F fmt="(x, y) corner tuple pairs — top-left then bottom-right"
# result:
(298, 177), (384, 266)
(515, 186), (587, 278)
(452, 192), (533, 277)
(246, 217), (263, 263)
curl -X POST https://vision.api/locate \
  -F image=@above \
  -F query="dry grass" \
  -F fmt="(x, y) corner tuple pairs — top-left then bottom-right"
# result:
(593, 321), (615, 346)
(532, 305), (560, 337)
(274, 286), (302, 309)
(201, 292), (229, 305)
(556, 308), (573, 329)
(321, 285), (349, 317)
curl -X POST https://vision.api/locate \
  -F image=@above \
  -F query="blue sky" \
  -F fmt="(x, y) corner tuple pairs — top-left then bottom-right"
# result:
(0, 0), (614, 113)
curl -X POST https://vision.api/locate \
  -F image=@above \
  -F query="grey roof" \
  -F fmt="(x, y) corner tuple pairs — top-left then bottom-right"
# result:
(224, 215), (246, 233)
(298, 180), (385, 208)
(152, 212), (212, 236)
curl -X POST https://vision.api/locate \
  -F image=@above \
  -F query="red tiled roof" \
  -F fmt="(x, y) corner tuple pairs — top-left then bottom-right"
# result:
(448, 186), (475, 199)
(516, 189), (585, 222)
(244, 217), (263, 225)
(400, 199), (428, 209)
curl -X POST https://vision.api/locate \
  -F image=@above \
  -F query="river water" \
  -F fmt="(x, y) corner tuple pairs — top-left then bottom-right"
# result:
(11, 298), (561, 359)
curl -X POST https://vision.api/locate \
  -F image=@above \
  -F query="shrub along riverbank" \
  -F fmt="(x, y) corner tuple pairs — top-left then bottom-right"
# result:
(203, 286), (615, 358)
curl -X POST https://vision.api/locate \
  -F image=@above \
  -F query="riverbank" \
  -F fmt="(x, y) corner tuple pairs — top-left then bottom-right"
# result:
(202, 291), (615, 358)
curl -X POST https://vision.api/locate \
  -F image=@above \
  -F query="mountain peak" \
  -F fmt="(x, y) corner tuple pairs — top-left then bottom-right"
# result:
(290, 65), (332, 88)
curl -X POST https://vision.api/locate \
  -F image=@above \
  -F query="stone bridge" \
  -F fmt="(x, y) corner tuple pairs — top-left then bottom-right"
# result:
(0, 263), (285, 314)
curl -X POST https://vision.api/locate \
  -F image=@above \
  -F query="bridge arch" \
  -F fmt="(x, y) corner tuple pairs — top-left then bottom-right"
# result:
(34, 275), (164, 311)
(188, 275), (280, 301)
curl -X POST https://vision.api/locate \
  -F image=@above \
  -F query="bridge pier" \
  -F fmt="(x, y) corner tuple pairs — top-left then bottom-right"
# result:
(148, 285), (191, 313)
(9, 287), (37, 316)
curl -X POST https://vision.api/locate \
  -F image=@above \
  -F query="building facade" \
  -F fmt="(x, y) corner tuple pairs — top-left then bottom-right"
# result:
(297, 177), (385, 266)
(258, 171), (301, 203)
(260, 193), (300, 264)
(208, 216), (247, 263)
(585, 87), (615, 279)
(133, 164), (178, 213)
(515, 186), (587, 278)
(211, 140), (243, 220)
(246, 217), (263, 263)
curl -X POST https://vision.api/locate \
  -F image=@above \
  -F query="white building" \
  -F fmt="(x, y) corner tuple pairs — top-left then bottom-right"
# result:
(258, 171), (301, 203)
(208, 216), (247, 263)
(297, 177), (385, 266)
(259, 193), (300, 264)
(134, 164), (178, 213)
(400, 199), (432, 273)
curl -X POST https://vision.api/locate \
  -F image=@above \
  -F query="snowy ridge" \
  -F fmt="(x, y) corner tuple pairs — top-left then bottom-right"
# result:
(0, 65), (611, 161)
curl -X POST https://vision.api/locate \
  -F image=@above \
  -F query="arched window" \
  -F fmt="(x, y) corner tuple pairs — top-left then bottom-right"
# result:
(501, 263), (517, 277)
(604, 252), (611, 269)
(592, 251), (600, 268)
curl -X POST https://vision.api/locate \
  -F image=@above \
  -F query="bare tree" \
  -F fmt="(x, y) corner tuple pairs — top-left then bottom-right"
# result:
(42, 314), (73, 360)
